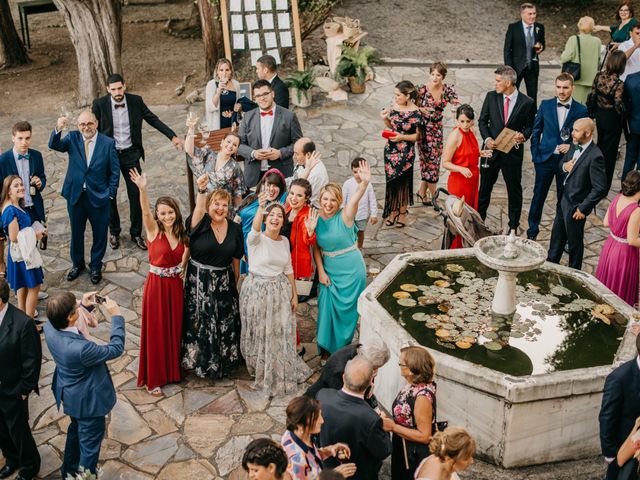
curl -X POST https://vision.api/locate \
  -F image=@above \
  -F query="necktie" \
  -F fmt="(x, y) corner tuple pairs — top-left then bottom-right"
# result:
(260, 110), (273, 117)
(114, 103), (125, 109)
(504, 96), (510, 125)
(526, 25), (533, 65)
(18, 154), (30, 160)
(84, 138), (92, 160)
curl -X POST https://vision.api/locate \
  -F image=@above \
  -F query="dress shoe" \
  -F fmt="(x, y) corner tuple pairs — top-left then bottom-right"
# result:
(90, 270), (102, 285)
(0, 465), (16, 479)
(16, 474), (35, 480)
(38, 291), (49, 300)
(109, 234), (120, 249)
(133, 236), (148, 250)
(66, 265), (86, 281)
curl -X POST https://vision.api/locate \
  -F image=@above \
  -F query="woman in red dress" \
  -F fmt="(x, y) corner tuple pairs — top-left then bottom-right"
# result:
(442, 104), (482, 249)
(130, 169), (189, 396)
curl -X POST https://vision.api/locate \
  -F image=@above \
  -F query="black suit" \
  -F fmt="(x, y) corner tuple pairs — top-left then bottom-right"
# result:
(504, 21), (545, 103)
(478, 90), (536, 230)
(547, 142), (607, 269)
(92, 92), (177, 238)
(0, 303), (42, 479)
(305, 344), (358, 398)
(271, 74), (290, 109)
(599, 358), (640, 480)
(317, 389), (391, 480)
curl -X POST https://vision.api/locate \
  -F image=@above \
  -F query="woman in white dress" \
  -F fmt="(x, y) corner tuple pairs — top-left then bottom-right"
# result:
(413, 427), (475, 480)
(204, 58), (242, 130)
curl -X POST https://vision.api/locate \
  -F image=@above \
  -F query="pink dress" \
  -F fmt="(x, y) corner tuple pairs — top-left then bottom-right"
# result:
(595, 194), (640, 306)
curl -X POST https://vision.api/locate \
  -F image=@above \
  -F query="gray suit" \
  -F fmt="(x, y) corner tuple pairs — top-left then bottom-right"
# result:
(238, 106), (302, 188)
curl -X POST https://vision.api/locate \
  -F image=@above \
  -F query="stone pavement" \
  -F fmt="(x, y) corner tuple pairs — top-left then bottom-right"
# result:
(0, 65), (619, 479)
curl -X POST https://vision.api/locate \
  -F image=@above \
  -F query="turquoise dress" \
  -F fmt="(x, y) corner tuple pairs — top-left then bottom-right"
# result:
(316, 211), (366, 353)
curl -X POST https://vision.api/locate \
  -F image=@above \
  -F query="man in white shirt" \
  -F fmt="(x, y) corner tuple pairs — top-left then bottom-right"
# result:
(618, 23), (640, 81)
(342, 157), (378, 248)
(287, 138), (329, 208)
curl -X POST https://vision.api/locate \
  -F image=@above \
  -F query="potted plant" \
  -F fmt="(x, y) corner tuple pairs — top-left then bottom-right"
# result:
(336, 45), (382, 94)
(286, 69), (315, 108)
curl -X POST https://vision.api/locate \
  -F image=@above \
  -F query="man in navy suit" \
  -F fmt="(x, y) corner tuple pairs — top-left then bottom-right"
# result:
(48, 111), (120, 284)
(44, 291), (125, 478)
(547, 118), (607, 269)
(623, 71), (640, 184)
(527, 73), (588, 240)
(599, 334), (640, 479)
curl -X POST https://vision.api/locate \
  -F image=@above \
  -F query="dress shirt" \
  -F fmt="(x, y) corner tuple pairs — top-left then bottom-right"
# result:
(259, 104), (276, 171)
(522, 21), (534, 64)
(553, 99), (572, 154)
(564, 139), (592, 185)
(504, 89), (519, 123)
(619, 39), (640, 81)
(110, 97), (133, 150)
(0, 303), (8, 329)
(342, 177), (378, 221)
(82, 134), (97, 189)
(12, 148), (33, 207)
(62, 325), (80, 335)
(307, 161), (329, 208)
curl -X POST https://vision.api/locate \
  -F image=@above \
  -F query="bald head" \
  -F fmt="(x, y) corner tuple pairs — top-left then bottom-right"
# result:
(342, 355), (374, 394)
(572, 118), (595, 145)
(293, 137), (316, 165)
(77, 110), (98, 139)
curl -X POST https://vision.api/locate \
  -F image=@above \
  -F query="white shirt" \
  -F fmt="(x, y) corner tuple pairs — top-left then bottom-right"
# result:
(557, 98), (572, 129)
(619, 39), (640, 81)
(503, 89), (519, 123)
(110, 97), (133, 150)
(246, 229), (293, 277)
(259, 104), (276, 171)
(82, 134), (97, 189)
(342, 177), (378, 221)
(0, 303), (8, 329)
(307, 161), (329, 208)
(564, 139), (592, 185)
(12, 148), (33, 207)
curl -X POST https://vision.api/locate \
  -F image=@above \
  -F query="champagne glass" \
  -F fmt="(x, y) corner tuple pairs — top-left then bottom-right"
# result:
(58, 105), (72, 130)
(220, 77), (229, 95)
(560, 128), (571, 142)
(480, 149), (493, 169)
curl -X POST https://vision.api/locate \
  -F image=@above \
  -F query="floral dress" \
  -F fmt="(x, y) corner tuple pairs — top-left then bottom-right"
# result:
(195, 147), (246, 204)
(383, 109), (423, 218)
(416, 83), (458, 183)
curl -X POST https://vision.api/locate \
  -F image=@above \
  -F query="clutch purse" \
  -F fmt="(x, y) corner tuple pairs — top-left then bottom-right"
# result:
(295, 279), (313, 296)
(382, 130), (397, 139)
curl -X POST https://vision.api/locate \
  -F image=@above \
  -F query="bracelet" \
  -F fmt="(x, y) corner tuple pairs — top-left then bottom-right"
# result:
(198, 188), (207, 194)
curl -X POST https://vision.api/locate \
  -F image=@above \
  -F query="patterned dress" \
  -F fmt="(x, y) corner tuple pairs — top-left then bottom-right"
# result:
(416, 83), (458, 183)
(194, 147), (245, 201)
(281, 430), (323, 480)
(383, 109), (422, 218)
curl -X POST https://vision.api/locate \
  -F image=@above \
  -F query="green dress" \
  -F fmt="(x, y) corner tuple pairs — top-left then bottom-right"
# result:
(611, 18), (638, 43)
(316, 212), (366, 354)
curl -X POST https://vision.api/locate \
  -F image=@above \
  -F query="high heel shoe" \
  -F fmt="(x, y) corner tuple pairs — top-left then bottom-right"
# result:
(385, 213), (399, 227)
(416, 192), (431, 206)
(396, 210), (408, 228)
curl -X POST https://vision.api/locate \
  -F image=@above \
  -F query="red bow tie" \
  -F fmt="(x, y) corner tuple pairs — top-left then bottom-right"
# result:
(260, 110), (273, 117)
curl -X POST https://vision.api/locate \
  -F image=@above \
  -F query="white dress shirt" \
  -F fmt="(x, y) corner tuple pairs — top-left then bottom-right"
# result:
(83, 134), (97, 189)
(554, 99), (572, 154)
(619, 39), (640, 81)
(12, 148), (33, 207)
(259, 104), (276, 171)
(564, 139), (592, 185)
(342, 177), (378, 220)
(0, 303), (8, 329)
(110, 97), (133, 150)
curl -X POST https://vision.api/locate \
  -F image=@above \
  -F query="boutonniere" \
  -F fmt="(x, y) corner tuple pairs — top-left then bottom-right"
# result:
(535, 26), (540, 35)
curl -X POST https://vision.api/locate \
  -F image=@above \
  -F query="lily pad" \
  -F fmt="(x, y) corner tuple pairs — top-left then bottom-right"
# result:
(435, 329), (451, 338)
(393, 291), (411, 299)
(400, 283), (419, 292)
(484, 341), (503, 351)
(445, 264), (465, 272)
(434, 280), (451, 288)
(412, 312), (430, 322)
(427, 270), (444, 278)
(482, 331), (498, 340)
(456, 341), (473, 349)
(397, 298), (417, 307)
(551, 285), (572, 297)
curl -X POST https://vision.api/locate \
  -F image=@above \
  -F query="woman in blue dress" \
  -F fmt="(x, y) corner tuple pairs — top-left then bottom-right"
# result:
(313, 159), (371, 356)
(1, 175), (45, 320)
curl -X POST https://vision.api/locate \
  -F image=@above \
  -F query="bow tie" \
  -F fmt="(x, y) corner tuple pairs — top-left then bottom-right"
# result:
(18, 154), (29, 160)
(260, 110), (273, 117)
(557, 102), (570, 109)
(114, 103), (125, 109)
(575, 144), (583, 152)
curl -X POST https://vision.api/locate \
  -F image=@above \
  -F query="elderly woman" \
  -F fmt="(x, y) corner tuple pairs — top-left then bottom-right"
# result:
(560, 17), (603, 104)
(182, 177), (244, 379)
(595, 1), (638, 47)
(381, 346), (437, 480)
(414, 427), (476, 480)
(205, 58), (242, 129)
(281, 396), (357, 479)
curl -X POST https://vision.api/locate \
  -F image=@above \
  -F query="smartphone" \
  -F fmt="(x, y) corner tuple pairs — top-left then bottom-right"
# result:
(94, 294), (107, 305)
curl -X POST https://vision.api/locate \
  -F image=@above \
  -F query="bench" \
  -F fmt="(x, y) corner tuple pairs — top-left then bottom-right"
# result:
(17, 0), (58, 49)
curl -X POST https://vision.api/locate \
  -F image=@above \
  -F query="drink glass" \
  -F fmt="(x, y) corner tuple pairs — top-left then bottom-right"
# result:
(560, 128), (571, 142)
(480, 149), (493, 169)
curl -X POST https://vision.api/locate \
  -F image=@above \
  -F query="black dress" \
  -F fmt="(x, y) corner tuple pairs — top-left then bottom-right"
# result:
(219, 90), (237, 128)
(182, 214), (244, 379)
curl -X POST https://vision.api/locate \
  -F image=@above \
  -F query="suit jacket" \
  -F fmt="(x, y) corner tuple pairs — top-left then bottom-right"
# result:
(504, 21), (546, 74)
(91, 92), (177, 160)
(478, 90), (536, 164)
(271, 74), (290, 109)
(238, 105), (302, 187)
(624, 72), (640, 134)
(0, 148), (47, 221)
(531, 98), (588, 164)
(558, 142), (607, 216)
(0, 303), (41, 407)
(317, 389), (392, 480)
(599, 359), (640, 458)
(44, 315), (125, 418)
(305, 344), (358, 398)
(48, 130), (120, 208)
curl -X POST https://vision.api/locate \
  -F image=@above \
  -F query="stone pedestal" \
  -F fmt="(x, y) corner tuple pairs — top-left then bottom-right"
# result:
(493, 270), (518, 315)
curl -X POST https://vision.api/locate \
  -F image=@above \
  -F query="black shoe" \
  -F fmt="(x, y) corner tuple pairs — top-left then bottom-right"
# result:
(133, 236), (148, 250)
(0, 465), (16, 479)
(109, 234), (120, 250)
(16, 474), (35, 480)
(564, 244), (570, 254)
(90, 270), (102, 285)
(297, 346), (306, 358)
(527, 235), (537, 241)
(66, 265), (86, 281)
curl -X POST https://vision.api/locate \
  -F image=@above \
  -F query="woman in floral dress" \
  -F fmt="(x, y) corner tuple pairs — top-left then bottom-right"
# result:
(416, 62), (459, 205)
(380, 81), (422, 227)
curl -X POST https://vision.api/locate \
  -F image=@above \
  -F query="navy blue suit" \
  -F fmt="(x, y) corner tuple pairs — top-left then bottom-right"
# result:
(48, 130), (119, 271)
(527, 98), (587, 239)
(599, 358), (640, 479)
(44, 315), (125, 477)
(0, 149), (47, 225)
(623, 72), (640, 183)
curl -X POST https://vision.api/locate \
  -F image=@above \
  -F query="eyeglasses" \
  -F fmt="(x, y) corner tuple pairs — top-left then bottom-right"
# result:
(78, 122), (96, 128)
(253, 92), (272, 99)
(398, 363), (407, 367)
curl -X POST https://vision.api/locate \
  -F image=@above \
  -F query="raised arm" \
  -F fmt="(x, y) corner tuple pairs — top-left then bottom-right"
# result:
(80, 300), (125, 367)
(48, 117), (71, 152)
(342, 159), (371, 225)
(184, 115), (198, 158)
(251, 191), (268, 233)
(129, 170), (158, 240)
(191, 174), (210, 230)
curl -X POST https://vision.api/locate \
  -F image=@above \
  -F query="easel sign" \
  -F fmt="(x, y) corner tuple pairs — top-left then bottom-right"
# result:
(220, 0), (304, 71)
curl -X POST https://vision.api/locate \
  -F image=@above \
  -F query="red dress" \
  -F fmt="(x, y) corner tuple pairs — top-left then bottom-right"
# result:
(447, 127), (480, 249)
(137, 234), (185, 389)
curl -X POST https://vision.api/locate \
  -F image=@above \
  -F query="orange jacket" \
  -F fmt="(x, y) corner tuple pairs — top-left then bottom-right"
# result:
(286, 204), (316, 279)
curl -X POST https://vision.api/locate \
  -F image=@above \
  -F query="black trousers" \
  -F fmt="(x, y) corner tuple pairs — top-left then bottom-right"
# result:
(0, 397), (40, 478)
(547, 197), (586, 270)
(109, 147), (143, 238)
(595, 107), (623, 193)
(516, 64), (539, 104)
(478, 158), (523, 230)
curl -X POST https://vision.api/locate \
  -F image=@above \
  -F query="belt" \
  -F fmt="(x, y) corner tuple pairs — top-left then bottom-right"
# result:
(189, 258), (229, 271)
(322, 243), (358, 257)
(149, 264), (182, 277)
(610, 232), (628, 244)
(116, 146), (136, 154)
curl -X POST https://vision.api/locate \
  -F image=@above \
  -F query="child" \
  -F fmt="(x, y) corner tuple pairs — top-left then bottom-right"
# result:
(342, 157), (378, 249)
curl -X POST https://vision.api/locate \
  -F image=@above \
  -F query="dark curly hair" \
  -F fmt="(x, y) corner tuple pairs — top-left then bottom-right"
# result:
(622, 170), (640, 196)
(242, 438), (288, 478)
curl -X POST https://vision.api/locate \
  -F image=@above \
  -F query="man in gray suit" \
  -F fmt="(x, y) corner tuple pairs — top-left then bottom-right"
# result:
(238, 80), (303, 188)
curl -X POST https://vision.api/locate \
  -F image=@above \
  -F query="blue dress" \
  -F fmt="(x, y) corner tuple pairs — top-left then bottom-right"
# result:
(315, 211), (366, 353)
(2, 205), (44, 291)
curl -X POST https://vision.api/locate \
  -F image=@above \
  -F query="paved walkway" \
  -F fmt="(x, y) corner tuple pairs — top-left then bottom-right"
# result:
(0, 65), (617, 479)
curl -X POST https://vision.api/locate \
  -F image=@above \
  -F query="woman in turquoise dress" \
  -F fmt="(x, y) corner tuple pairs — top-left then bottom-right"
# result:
(313, 159), (371, 356)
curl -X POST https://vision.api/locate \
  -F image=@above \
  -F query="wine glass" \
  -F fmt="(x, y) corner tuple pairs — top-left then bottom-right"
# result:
(480, 149), (493, 169)
(220, 77), (229, 95)
(560, 128), (571, 142)
(58, 105), (72, 130)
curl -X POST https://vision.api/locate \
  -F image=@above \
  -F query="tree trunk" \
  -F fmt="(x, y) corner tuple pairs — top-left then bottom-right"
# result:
(0, 0), (29, 67)
(53, 0), (122, 106)
(198, 0), (223, 79)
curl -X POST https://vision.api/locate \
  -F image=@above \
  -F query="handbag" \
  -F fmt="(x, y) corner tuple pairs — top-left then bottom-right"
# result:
(561, 35), (581, 81)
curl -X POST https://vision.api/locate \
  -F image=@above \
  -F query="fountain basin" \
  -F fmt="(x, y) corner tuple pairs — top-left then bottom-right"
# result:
(360, 248), (637, 468)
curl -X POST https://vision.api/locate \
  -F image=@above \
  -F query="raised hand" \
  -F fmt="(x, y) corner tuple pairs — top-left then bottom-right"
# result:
(56, 116), (68, 131)
(305, 150), (321, 171)
(185, 115), (199, 130)
(358, 159), (371, 183)
(304, 208), (319, 235)
(257, 190), (268, 208)
(197, 174), (209, 192)
(129, 169), (147, 189)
